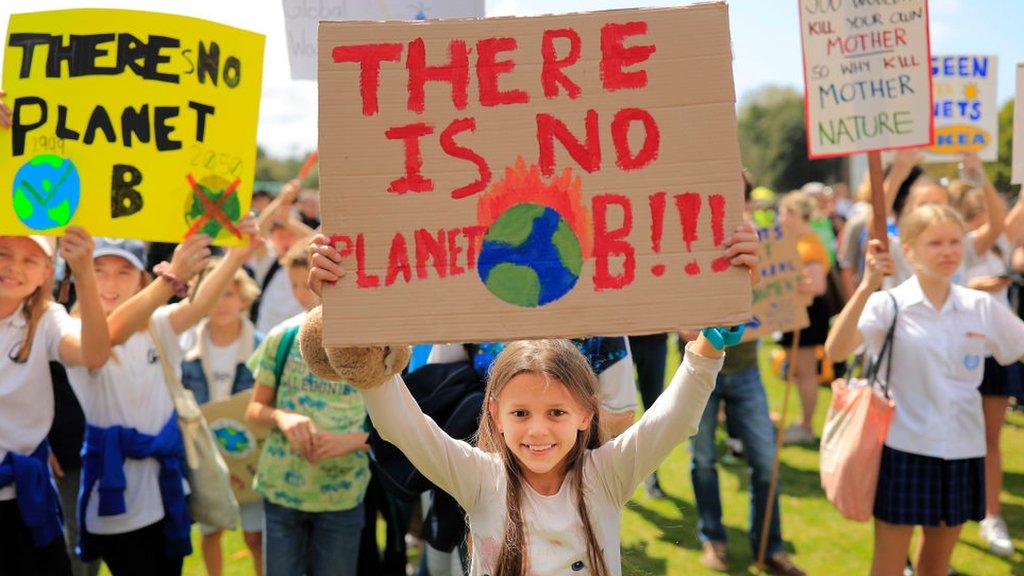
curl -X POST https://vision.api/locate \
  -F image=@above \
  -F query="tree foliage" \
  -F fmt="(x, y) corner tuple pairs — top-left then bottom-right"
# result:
(737, 86), (844, 191)
(254, 145), (319, 190)
(991, 98), (1017, 193)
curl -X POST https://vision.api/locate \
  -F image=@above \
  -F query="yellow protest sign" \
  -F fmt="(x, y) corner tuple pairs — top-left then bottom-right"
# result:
(1, 10), (264, 244)
(742, 222), (810, 342)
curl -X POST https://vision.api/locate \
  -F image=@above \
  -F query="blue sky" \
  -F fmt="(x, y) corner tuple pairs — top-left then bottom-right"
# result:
(1, 0), (1021, 156)
(489, 0), (1022, 106)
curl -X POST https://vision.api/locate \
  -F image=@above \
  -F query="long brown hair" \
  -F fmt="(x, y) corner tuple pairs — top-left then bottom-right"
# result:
(15, 274), (54, 364)
(475, 340), (610, 576)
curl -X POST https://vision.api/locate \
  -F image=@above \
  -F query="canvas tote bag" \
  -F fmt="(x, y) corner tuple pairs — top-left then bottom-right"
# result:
(819, 293), (897, 522)
(150, 325), (240, 529)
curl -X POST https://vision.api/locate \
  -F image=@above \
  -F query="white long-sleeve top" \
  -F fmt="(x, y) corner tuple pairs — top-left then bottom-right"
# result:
(362, 342), (722, 576)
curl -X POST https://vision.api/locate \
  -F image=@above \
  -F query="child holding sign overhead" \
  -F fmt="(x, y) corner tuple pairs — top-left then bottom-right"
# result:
(302, 224), (759, 576)
(0, 228), (110, 576)
(826, 206), (1024, 576)
(65, 226), (257, 576)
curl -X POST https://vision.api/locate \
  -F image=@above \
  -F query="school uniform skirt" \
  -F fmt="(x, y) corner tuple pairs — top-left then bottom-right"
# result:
(978, 356), (1024, 399)
(873, 445), (984, 526)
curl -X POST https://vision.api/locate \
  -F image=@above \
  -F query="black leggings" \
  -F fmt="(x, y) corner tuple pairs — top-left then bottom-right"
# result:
(88, 521), (183, 576)
(0, 499), (72, 576)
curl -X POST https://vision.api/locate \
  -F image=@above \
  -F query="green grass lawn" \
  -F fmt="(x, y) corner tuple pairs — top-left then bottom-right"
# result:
(110, 340), (1024, 575)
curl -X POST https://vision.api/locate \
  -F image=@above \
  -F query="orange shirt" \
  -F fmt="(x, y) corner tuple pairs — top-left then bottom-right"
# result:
(797, 232), (831, 272)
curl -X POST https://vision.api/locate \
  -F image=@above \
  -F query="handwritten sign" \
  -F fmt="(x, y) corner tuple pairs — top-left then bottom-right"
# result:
(798, 0), (933, 158)
(925, 55), (998, 162)
(0, 10), (264, 244)
(282, 0), (485, 81)
(318, 4), (751, 347)
(1013, 63), (1024, 184)
(201, 390), (269, 505)
(742, 223), (810, 342)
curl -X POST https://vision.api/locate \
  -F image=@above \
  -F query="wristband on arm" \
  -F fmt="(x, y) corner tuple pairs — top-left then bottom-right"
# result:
(701, 325), (746, 350)
(153, 261), (189, 298)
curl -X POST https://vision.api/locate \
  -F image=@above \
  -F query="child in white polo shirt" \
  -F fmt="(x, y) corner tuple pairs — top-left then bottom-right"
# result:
(0, 229), (110, 576)
(826, 204), (1024, 576)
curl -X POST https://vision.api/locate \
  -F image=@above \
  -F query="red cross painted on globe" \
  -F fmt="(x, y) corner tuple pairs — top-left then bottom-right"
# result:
(185, 173), (242, 239)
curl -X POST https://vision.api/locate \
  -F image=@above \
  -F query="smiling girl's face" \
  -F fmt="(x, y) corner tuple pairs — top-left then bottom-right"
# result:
(488, 372), (593, 491)
(0, 236), (51, 308)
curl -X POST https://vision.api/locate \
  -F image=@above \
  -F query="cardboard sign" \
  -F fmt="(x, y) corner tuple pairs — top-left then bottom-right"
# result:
(925, 55), (998, 162)
(798, 0), (933, 158)
(282, 0), (485, 81)
(318, 4), (751, 347)
(0, 10), (264, 244)
(201, 390), (269, 505)
(1013, 63), (1024, 185)
(742, 223), (810, 342)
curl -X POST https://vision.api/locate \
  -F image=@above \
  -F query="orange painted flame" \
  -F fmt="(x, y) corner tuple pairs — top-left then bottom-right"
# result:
(476, 157), (593, 258)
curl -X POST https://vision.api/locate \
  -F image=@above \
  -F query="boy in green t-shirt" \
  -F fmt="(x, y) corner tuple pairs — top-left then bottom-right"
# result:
(245, 241), (370, 576)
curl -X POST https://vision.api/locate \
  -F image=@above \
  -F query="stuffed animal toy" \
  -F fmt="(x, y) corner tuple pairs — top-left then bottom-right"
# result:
(299, 306), (411, 389)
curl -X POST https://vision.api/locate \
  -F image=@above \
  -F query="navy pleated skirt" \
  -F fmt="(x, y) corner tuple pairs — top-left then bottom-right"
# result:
(873, 445), (985, 527)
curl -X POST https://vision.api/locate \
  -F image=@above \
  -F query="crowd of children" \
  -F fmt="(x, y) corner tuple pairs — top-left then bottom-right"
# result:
(2, 94), (1024, 576)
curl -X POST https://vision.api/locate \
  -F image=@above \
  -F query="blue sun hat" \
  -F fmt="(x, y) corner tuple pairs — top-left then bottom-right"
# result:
(92, 238), (146, 270)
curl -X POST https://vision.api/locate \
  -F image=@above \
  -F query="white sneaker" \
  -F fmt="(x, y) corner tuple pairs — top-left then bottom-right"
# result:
(781, 424), (815, 445)
(980, 516), (1014, 558)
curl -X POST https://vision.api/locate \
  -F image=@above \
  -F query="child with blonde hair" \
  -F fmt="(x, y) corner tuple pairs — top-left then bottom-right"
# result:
(0, 228), (110, 576)
(179, 260), (265, 576)
(827, 205), (1024, 576)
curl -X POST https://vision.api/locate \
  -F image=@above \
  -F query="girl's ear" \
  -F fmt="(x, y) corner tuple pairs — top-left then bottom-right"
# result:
(579, 409), (594, 432)
(487, 398), (502, 433)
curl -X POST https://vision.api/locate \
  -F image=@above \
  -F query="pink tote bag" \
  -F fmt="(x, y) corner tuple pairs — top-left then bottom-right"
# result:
(819, 293), (898, 522)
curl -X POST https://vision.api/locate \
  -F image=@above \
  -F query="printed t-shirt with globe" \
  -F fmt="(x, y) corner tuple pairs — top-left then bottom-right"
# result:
(247, 312), (369, 512)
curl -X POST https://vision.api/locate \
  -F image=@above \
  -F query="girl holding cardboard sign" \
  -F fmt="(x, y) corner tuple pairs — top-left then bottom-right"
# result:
(302, 224), (759, 576)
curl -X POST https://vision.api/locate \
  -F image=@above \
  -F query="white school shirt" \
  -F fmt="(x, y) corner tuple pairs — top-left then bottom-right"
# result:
(0, 302), (80, 501)
(363, 343), (721, 576)
(253, 251), (303, 334)
(859, 276), (1024, 460)
(179, 322), (243, 402)
(425, 341), (638, 415)
(180, 317), (256, 403)
(66, 304), (184, 534)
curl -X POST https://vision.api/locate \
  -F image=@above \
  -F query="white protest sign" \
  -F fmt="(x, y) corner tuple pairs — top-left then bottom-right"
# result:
(925, 55), (998, 162)
(1013, 63), (1024, 184)
(798, 0), (933, 158)
(282, 0), (485, 81)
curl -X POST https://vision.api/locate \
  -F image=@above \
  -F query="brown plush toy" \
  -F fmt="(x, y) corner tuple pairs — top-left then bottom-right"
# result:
(297, 305), (345, 382)
(299, 306), (412, 389)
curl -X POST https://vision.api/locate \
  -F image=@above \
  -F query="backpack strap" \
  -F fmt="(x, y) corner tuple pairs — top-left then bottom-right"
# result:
(272, 325), (300, 390)
(250, 259), (282, 326)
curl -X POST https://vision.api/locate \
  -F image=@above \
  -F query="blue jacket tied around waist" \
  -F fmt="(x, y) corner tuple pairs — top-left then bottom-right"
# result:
(0, 441), (63, 547)
(78, 414), (192, 561)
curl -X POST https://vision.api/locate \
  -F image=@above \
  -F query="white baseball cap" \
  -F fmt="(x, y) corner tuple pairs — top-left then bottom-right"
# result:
(28, 235), (56, 258)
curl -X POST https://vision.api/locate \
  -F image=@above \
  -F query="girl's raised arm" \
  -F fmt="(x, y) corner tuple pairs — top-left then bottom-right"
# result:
(57, 227), (110, 368)
(106, 234), (212, 345)
(361, 373), (495, 511)
(589, 333), (723, 506)
(168, 216), (259, 334)
(825, 239), (894, 360)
